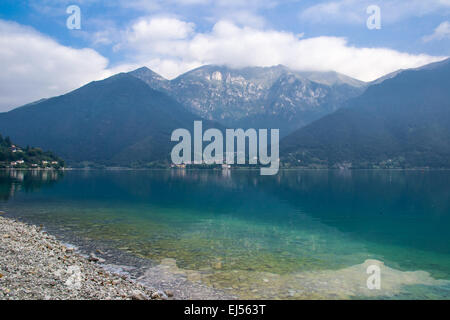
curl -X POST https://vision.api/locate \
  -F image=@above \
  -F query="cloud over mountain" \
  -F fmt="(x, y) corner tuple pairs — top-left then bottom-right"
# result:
(118, 17), (445, 81)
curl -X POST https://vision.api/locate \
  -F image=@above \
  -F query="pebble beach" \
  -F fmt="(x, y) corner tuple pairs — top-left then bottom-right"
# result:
(0, 215), (170, 300)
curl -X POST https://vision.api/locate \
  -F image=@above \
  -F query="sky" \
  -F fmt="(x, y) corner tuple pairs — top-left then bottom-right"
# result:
(0, 0), (449, 111)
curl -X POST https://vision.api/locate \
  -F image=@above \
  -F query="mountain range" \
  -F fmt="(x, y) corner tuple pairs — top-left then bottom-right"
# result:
(0, 73), (219, 166)
(0, 59), (448, 168)
(131, 65), (366, 136)
(281, 58), (450, 168)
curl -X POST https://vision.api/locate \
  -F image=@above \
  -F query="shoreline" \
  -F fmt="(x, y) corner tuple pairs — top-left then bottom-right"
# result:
(0, 215), (167, 300)
(2, 167), (450, 172)
(1, 207), (449, 300)
(0, 213), (236, 300)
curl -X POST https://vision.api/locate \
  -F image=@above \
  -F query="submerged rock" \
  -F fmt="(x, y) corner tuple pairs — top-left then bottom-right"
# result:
(88, 253), (105, 263)
(130, 290), (149, 300)
(164, 290), (174, 297)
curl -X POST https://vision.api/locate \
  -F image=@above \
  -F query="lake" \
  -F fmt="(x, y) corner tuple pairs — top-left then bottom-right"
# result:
(1, 169), (449, 299)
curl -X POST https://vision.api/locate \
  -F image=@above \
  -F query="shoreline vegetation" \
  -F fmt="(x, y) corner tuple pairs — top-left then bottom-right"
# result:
(0, 215), (172, 300)
(0, 135), (64, 170)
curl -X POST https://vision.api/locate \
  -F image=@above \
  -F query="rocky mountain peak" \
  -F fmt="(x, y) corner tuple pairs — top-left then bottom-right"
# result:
(129, 64), (367, 136)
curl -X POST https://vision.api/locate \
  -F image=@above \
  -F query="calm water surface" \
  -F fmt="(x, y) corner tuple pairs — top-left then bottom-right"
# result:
(1, 169), (449, 299)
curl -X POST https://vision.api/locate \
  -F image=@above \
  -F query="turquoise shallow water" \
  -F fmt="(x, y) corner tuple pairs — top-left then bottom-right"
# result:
(1, 169), (449, 299)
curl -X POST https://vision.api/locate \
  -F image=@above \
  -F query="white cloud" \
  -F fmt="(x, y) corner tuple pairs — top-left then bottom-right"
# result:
(0, 19), (110, 112)
(209, 10), (267, 28)
(300, 0), (450, 25)
(118, 17), (445, 81)
(423, 21), (450, 42)
(128, 17), (195, 42)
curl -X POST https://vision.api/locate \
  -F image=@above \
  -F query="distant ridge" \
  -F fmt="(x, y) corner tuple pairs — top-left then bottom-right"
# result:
(281, 58), (450, 168)
(1, 59), (447, 168)
(370, 57), (450, 85)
